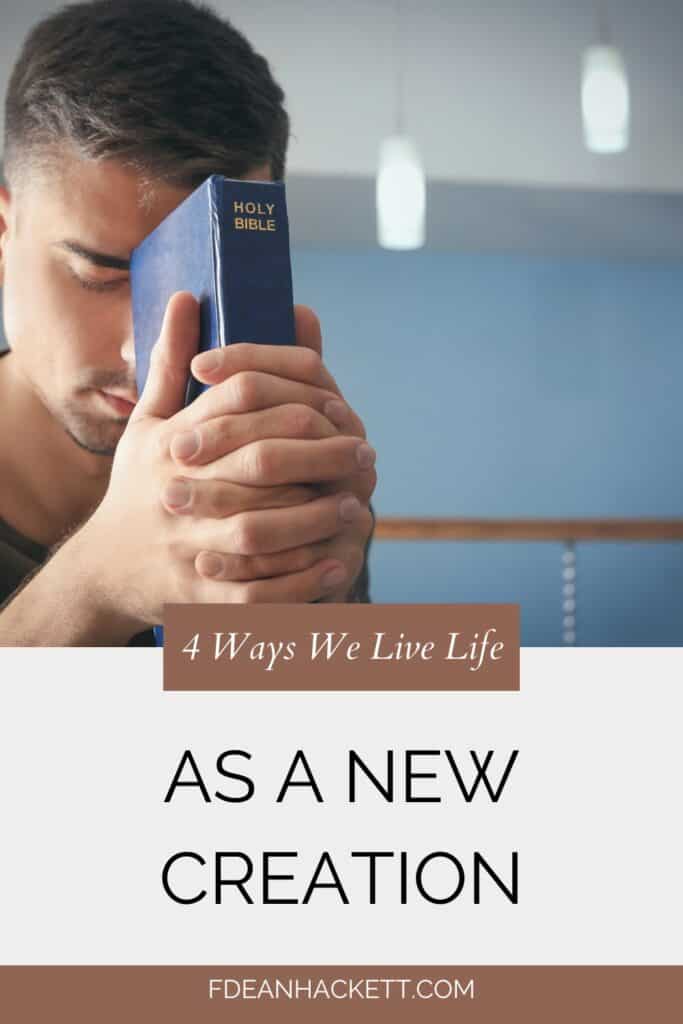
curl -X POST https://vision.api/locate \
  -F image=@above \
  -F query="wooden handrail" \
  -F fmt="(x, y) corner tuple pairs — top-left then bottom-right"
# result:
(375, 518), (683, 542)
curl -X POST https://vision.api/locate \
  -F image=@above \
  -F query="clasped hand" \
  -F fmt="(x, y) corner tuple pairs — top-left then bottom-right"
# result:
(90, 292), (376, 628)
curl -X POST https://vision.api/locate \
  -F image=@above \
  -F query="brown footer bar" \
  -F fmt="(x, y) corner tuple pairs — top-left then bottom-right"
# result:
(1, 967), (681, 1023)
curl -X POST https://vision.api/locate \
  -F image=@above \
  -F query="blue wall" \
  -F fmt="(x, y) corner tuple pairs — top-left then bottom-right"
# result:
(292, 248), (683, 645)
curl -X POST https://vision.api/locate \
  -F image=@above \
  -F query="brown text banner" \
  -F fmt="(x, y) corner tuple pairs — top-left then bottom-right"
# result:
(163, 603), (519, 691)
(1, 967), (680, 1023)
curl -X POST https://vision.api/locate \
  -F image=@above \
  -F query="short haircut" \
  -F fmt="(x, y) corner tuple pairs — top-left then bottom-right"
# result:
(3, 0), (289, 192)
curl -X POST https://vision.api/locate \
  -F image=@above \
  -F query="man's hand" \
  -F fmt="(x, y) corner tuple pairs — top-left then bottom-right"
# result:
(79, 292), (375, 634)
(176, 304), (376, 601)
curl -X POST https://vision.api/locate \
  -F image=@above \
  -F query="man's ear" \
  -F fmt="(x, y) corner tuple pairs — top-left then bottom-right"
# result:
(0, 184), (11, 288)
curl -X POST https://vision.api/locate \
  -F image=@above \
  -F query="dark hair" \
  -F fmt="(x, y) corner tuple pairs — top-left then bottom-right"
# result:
(3, 0), (289, 190)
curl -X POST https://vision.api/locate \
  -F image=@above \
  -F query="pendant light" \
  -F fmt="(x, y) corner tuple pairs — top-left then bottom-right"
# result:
(376, 1), (426, 249)
(581, 5), (630, 154)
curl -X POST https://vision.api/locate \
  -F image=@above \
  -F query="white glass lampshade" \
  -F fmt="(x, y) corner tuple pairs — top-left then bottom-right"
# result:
(376, 134), (426, 250)
(581, 44), (630, 154)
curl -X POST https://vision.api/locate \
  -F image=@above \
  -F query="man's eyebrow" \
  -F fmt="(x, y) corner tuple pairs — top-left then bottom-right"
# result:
(55, 240), (131, 271)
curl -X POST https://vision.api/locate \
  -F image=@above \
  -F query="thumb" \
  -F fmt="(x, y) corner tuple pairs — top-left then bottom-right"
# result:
(294, 304), (323, 358)
(294, 304), (341, 396)
(131, 291), (200, 422)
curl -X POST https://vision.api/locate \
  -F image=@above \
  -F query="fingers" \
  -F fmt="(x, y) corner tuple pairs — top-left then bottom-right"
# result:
(194, 539), (331, 582)
(202, 436), (376, 488)
(182, 370), (340, 425)
(294, 305), (323, 358)
(190, 491), (363, 556)
(135, 300), (367, 445)
(291, 305), (343, 394)
(191, 504), (374, 604)
(293, 306), (343, 394)
(312, 533), (367, 602)
(191, 340), (326, 389)
(177, 370), (366, 442)
(161, 479), (318, 517)
(197, 557), (350, 604)
(132, 292), (199, 422)
(188, 303), (360, 430)
(316, 464), (378, 506)
(168, 403), (340, 466)
(161, 485), (374, 605)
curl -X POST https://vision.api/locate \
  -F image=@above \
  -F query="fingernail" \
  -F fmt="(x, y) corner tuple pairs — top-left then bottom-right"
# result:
(339, 495), (361, 523)
(170, 429), (200, 461)
(197, 552), (224, 578)
(324, 399), (348, 429)
(163, 479), (192, 510)
(192, 350), (220, 375)
(322, 565), (347, 589)
(356, 443), (376, 469)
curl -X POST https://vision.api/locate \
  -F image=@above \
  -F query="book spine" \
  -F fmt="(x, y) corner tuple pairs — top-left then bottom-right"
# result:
(216, 177), (296, 348)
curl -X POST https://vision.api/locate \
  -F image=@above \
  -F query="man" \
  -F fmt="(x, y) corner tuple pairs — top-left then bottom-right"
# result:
(0, 0), (376, 645)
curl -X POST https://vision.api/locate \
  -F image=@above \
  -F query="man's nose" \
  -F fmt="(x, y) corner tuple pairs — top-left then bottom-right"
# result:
(120, 307), (135, 367)
(120, 332), (135, 366)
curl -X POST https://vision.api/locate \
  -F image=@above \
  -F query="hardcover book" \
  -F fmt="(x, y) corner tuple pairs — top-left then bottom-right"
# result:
(131, 175), (296, 643)
(132, 175), (295, 400)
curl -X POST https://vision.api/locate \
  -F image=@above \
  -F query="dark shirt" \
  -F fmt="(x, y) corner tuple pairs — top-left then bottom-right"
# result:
(0, 515), (156, 645)
(0, 515), (47, 607)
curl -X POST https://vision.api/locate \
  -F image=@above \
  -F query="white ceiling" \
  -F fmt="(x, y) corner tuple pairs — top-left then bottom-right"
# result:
(216, 0), (683, 192)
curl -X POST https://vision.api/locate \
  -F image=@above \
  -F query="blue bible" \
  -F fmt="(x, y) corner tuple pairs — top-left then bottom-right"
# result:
(130, 175), (296, 644)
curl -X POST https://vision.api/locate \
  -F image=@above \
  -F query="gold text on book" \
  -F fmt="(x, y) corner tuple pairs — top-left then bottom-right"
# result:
(233, 200), (276, 232)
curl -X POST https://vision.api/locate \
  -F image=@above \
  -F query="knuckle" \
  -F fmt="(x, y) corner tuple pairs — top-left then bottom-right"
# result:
(334, 442), (359, 475)
(225, 342), (250, 366)
(298, 347), (322, 378)
(241, 441), (273, 482)
(205, 482), (228, 517)
(202, 416), (233, 459)
(230, 514), (260, 555)
(287, 403), (319, 437)
(231, 370), (260, 410)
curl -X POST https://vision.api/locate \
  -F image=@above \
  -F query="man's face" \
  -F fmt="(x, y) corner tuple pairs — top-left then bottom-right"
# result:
(0, 152), (269, 456)
(0, 154), (191, 455)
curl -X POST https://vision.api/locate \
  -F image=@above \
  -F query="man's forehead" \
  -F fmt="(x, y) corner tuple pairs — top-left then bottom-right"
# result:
(20, 154), (192, 256)
(18, 152), (273, 256)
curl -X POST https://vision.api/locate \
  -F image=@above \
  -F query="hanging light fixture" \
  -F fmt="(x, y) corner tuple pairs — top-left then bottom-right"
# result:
(377, 136), (426, 249)
(376, 1), (426, 249)
(581, 6), (630, 154)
